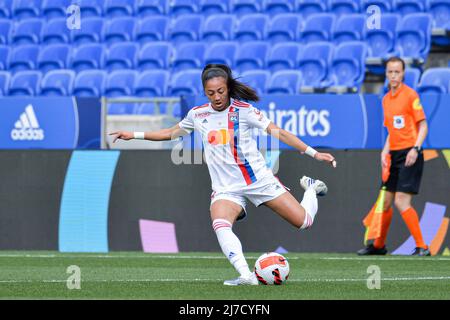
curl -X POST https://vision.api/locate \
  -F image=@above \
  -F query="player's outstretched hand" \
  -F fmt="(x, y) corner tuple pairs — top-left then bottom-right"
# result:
(109, 131), (134, 143)
(315, 152), (337, 168)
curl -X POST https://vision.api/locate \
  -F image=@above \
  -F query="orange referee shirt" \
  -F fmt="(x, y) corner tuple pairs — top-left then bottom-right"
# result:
(382, 84), (426, 151)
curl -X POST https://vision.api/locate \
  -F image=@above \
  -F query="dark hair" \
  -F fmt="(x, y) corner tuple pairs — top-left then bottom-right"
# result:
(201, 64), (259, 102)
(385, 56), (405, 71)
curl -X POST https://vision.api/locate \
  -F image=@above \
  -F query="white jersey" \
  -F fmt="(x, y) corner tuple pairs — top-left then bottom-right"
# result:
(179, 99), (274, 192)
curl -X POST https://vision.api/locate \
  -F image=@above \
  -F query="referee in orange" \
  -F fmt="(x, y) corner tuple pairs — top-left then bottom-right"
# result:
(358, 57), (430, 256)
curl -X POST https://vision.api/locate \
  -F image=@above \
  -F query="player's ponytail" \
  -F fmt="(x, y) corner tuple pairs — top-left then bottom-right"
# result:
(202, 64), (260, 102)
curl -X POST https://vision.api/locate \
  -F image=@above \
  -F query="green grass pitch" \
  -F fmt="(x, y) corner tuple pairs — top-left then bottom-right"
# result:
(1, 251), (449, 300)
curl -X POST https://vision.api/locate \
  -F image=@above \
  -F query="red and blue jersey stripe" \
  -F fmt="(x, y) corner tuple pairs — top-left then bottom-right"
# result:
(228, 106), (257, 185)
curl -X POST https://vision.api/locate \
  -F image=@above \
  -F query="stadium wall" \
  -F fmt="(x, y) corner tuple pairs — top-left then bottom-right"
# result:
(1, 150), (449, 254)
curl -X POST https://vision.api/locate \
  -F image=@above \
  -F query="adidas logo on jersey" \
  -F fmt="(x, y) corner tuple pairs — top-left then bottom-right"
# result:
(10, 104), (45, 141)
(202, 119), (208, 123)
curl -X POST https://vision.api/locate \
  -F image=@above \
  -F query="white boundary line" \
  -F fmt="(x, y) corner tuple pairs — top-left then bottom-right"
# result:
(1, 253), (450, 261)
(1, 276), (450, 284)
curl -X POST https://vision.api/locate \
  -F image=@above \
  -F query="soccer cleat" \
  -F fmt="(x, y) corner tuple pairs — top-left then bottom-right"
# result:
(223, 273), (259, 286)
(357, 244), (388, 255)
(412, 247), (431, 256)
(300, 176), (328, 196)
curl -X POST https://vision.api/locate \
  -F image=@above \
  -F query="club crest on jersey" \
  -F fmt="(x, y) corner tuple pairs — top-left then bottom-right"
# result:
(228, 112), (239, 123)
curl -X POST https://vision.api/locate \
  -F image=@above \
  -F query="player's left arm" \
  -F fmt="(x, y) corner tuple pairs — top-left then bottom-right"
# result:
(405, 94), (428, 167)
(405, 119), (428, 167)
(266, 122), (336, 167)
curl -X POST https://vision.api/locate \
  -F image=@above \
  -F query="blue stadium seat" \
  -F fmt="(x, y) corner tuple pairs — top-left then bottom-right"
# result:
(403, 68), (422, 91)
(168, 14), (204, 46)
(8, 70), (42, 95)
(11, 18), (43, 45)
(267, 42), (301, 73)
(169, 0), (199, 17)
(0, 0), (12, 18)
(235, 41), (269, 73)
(73, 70), (107, 97)
(202, 14), (236, 42)
(266, 13), (302, 44)
(299, 13), (336, 43)
(333, 14), (366, 45)
(135, 16), (169, 43)
(104, 70), (138, 97)
(267, 70), (302, 94)
(12, 0), (40, 19)
(231, 0), (262, 17)
(37, 44), (71, 73)
(42, 0), (72, 20)
(104, 0), (135, 17)
(298, 42), (333, 91)
(365, 13), (400, 74)
(362, 0), (393, 13)
(329, 42), (368, 91)
(429, 0), (450, 46)
(417, 68), (450, 94)
(137, 42), (172, 70)
(234, 14), (269, 42)
(329, 0), (361, 16)
(381, 68), (421, 93)
(104, 17), (136, 46)
(240, 70), (270, 95)
(168, 69), (203, 96)
(263, 0), (295, 15)
(296, 0), (328, 18)
(0, 19), (12, 44)
(136, 0), (167, 16)
(172, 42), (206, 72)
(0, 45), (10, 70)
(105, 42), (139, 71)
(41, 18), (71, 44)
(40, 69), (76, 96)
(70, 43), (105, 72)
(204, 41), (238, 66)
(135, 70), (170, 97)
(429, 0), (450, 29)
(71, 17), (104, 46)
(78, 0), (103, 17)
(9, 44), (39, 73)
(200, 0), (229, 15)
(396, 13), (432, 63)
(394, 0), (426, 15)
(0, 70), (10, 95)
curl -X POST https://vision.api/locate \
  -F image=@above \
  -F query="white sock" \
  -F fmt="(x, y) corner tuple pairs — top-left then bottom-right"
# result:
(300, 187), (318, 229)
(212, 219), (252, 278)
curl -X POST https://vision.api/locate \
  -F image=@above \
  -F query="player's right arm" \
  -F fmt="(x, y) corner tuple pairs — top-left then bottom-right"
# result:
(109, 123), (190, 143)
(110, 108), (196, 143)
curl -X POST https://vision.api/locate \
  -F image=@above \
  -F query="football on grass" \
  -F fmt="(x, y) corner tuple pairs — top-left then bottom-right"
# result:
(254, 252), (290, 285)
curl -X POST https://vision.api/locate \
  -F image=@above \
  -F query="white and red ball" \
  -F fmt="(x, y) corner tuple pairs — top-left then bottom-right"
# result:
(254, 252), (290, 285)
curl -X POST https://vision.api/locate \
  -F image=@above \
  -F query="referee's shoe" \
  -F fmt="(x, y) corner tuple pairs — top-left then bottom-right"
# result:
(357, 244), (388, 255)
(412, 247), (431, 256)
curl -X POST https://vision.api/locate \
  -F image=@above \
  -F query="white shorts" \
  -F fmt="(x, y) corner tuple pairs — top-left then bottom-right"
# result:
(210, 175), (288, 221)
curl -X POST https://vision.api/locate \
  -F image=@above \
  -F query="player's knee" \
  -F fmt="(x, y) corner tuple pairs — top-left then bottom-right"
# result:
(394, 194), (410, 212)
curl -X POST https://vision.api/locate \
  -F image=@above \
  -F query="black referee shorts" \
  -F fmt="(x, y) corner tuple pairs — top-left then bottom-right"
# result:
(382, 147), (424, 195)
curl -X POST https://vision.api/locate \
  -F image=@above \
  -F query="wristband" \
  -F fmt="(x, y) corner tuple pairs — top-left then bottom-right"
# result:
(133, 132), (145, 140)
(305, 146), (317, 158)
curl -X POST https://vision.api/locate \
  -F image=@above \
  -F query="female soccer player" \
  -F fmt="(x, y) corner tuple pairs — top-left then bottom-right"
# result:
(110, 64), (337, 285)
(358, 57), (430, 256)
